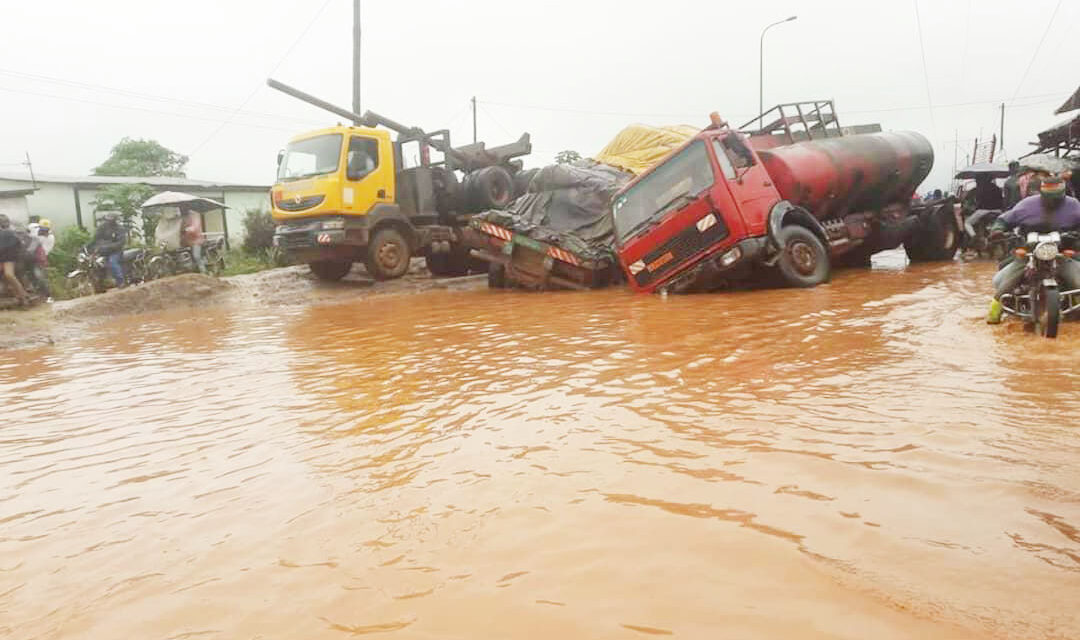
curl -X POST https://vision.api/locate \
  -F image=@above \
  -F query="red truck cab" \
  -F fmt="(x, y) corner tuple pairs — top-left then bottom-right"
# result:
(615, 116), (787, 293)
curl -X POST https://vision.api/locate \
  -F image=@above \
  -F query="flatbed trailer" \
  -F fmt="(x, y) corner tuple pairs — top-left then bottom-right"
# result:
(465, 219), (619, 290)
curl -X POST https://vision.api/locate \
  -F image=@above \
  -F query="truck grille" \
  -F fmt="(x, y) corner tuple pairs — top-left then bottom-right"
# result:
(276, 195), (325, 212)
(278, 232), (314, 249)
(633, 214), (728, 288)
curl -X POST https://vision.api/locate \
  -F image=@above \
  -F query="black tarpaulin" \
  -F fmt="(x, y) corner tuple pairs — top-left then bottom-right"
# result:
(475, 162), (632, 263)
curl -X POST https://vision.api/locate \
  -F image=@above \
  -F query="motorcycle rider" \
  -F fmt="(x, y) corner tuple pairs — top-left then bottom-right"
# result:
(92, 211), (128, 287)
(987, 175), (1080, 323)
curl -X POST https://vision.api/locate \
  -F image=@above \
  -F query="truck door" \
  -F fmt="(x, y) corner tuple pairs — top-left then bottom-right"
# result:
(343, 135), (394, 214)
(714, 134), (777, 237)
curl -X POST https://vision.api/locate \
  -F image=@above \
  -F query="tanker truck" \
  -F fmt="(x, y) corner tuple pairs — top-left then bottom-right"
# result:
(613, 103), (958, 293)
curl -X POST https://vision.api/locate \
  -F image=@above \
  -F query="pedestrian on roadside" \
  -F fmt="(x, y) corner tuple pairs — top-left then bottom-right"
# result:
(18, 224), (50, 302)
(37, 219), (55, 255)
(92, 212), (128, 287)
(180, 206), (207, 273)
(0, 214), (30, 305)
(1002, 161), (1023, 209)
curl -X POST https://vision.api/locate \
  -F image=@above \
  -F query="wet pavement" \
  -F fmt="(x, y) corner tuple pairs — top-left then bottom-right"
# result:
(1, 250), (1078, 639)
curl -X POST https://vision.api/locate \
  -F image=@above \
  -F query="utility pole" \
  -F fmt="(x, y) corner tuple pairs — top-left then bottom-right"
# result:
(472, 96), (477, 143)
(352, 0), (361, 115)
(999, 102), (1005, 152)
(23, 151), (36, 188)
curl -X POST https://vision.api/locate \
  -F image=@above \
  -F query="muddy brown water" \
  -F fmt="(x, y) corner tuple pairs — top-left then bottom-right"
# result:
(2, 251), (1078, 639)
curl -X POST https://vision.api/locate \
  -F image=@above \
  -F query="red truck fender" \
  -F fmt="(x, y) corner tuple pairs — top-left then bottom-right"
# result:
(767, 201), (829, 260)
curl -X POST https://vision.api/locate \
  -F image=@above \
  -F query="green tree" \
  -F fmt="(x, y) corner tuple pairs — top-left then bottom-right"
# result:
(91, 183), (156, 241)
(241, 208), (276, 254)
(555, 150), (581, 165)
(93, 138), (188, 177)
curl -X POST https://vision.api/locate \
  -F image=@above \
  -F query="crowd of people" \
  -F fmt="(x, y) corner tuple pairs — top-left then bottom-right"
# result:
(0, 214), (55, 306)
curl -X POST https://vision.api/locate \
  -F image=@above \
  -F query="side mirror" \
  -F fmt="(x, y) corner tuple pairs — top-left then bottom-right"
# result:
(276, 150), (284, 167)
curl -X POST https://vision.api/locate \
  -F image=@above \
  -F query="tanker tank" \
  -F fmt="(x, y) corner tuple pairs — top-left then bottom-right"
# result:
(757, 131), (934, 220)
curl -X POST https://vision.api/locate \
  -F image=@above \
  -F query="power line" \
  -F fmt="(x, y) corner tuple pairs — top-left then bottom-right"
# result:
(1010, 0), (1065, 101)
(0, 84), (301, 133)
(188, 0), (336, 157)
(912, 0), (937, 134)
(0, 68), (322, 125)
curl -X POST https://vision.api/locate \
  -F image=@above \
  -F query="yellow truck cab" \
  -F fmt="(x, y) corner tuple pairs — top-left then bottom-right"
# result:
(271, 104), (532, 282)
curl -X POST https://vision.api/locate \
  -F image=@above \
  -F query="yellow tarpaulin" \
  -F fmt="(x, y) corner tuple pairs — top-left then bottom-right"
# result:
(594, 124), (700, 175)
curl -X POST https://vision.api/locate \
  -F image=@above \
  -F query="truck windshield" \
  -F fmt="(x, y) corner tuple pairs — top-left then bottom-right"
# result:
(277, 134), (343, 181)
(612, 140), (714, 242)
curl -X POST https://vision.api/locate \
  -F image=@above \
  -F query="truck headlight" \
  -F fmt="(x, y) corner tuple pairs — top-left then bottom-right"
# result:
(628, 260), (645, 275)
(719, 246), (742, 267)
(1034, 242), (1058, 261)
(322, 218), (345, 230)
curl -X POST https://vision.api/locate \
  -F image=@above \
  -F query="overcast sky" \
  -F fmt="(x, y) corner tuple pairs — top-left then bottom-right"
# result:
(2, 0), (1076, 191)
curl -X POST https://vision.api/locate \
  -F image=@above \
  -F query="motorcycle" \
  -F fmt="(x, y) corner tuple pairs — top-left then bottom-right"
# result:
(66, 246), (152, 296)
(146, 236), (227, 279)
(998, 231), (1080, 338)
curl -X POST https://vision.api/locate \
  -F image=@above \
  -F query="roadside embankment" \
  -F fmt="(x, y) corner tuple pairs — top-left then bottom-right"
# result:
(0, 261), (486, 350)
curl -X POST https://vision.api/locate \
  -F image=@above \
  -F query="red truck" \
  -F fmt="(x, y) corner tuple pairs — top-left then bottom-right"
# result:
(613, 102), (958, 293)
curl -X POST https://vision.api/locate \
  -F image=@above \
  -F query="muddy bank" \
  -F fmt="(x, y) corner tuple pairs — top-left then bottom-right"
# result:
(0, 260), (485, 350)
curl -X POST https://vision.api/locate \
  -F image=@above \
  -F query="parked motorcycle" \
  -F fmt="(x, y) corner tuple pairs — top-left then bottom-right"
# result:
(66, 246), (152, 296)
(998, 231), (1080, 338)
(146, 236), (227, 279)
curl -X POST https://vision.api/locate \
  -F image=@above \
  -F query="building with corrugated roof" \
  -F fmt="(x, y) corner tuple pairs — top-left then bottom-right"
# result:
(0, 172), (269, 244)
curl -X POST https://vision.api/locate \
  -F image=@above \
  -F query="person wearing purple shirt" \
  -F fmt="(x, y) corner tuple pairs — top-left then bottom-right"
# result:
(987, 175), (1080, 323)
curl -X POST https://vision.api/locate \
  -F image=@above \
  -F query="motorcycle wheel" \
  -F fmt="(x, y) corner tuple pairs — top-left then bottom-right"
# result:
(1036, 286), (1060, 339)
(71, 275), (95, 298)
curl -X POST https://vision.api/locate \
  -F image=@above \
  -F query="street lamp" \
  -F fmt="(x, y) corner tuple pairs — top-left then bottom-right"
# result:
(759, 15), (798, 126)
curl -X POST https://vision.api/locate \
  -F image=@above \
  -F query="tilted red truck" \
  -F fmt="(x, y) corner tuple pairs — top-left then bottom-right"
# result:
(613, 105), (959, 293)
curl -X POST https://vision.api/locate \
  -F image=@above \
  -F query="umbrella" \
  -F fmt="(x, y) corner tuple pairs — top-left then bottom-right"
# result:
(140, 191), (228, 213)
(954, 162), (1010, 180)
(1018, 154), (1079, 175)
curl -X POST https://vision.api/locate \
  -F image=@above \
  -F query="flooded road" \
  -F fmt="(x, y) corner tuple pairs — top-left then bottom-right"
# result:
(2, 251), (1078, 639)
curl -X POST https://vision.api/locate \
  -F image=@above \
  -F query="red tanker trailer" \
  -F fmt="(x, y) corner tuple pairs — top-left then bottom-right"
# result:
(613, 107), (958, 293)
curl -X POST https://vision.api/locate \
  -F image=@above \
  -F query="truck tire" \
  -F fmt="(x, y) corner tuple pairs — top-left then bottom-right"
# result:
(365, 227), (411, 280)
(512, 168), (539, 198)
(488, 263), (507, 289)
(432, 166), (463, 217)
(775, 225), (830, 288)
(465, 166), (514, 211)
(309, 260), (352, 281)
(426, 246), (470, 277)
(907, 206), (959, 262)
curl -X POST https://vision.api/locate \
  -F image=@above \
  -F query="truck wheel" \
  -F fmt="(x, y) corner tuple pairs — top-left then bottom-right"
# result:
(426, 248), (469, 277)
(309, 260), (352, 281)
(488, 263), (507, 289)
(465, 166), (514, 211)
(775, 225), (830, 288)
(365, 227), (411, 280)
(909, 206), (959, 262)
(512, 168), (539, 198)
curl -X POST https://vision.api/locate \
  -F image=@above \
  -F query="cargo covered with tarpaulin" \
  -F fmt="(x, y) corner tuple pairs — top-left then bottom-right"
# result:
(593, 124), (699, 175)
(466, 123), (698, 290)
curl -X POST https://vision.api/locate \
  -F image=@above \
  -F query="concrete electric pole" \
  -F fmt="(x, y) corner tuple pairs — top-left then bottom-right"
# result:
(352, 0), (362, 115)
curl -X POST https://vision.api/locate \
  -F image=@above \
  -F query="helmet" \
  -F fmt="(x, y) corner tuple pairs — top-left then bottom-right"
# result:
(39, 218), (52, 229)
(100, 211), (120, 222)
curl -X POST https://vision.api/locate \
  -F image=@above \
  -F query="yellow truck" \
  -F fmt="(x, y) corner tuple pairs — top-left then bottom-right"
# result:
(269, 80), (531, 281)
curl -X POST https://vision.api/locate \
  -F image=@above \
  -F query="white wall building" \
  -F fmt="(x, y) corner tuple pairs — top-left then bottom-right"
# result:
(0, 172), (270, 246)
